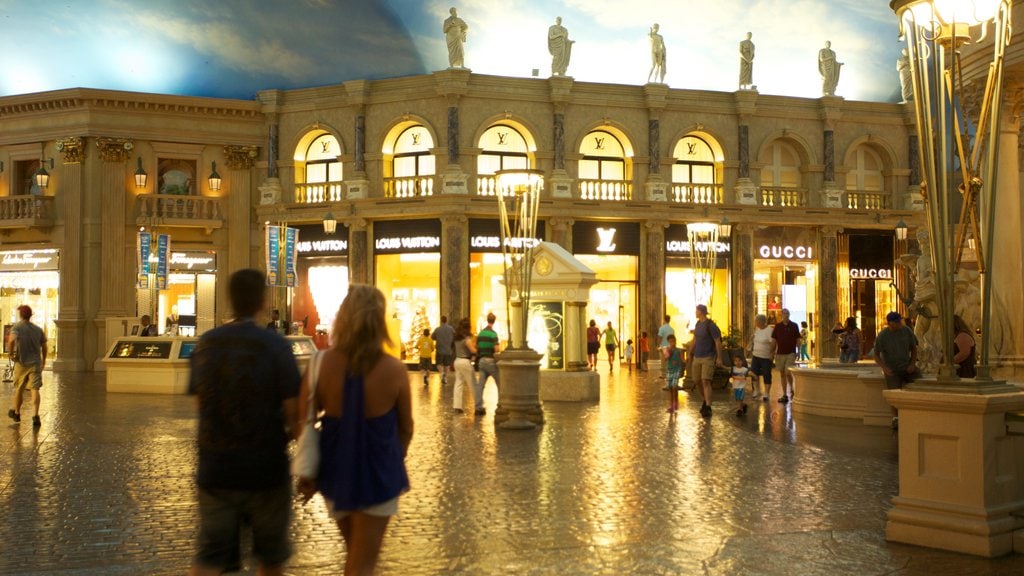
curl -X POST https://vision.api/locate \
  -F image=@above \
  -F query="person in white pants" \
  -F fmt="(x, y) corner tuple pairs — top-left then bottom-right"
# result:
(451, 318), (481, 414)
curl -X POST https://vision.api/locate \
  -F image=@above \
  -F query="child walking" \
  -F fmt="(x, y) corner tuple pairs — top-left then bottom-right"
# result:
(664, 334), (683, 413)
(730, 355), (751, 417)
(638, 332), (649, 371)
(417, 328), (435, 387)
(624, 339), (635, 373)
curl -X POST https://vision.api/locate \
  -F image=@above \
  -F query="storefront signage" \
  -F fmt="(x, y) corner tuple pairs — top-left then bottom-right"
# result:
(265, 226), (299, 287)
(758, 244), (814, 260)
(297, 238), (348, 254)
(572, 221), (640, 255)
(469, 219), (546, 253)
(266, 226), (280, 286)
(284, 227), (297, 287)
(137, 232), (151, 288)
(373, 219), (442, 254)
(155, 234), (170, 290)
(849, 268), (892, 279)
(295, 224), (349, 256)
(0, 248), (60, 273)
(169, 252), (217, 272)
(665, 240), (731, 254)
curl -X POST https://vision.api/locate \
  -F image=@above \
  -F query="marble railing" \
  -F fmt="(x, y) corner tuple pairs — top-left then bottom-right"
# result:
(579, 179), (632, 201)
(384, 176), (434, 198)
(136, 194), (224, 228)
(670, 183), (723, 204)
(845, 190), (890, 210)
(0, 195), (54, 225)
(295, 181), (344, 203)
(759, 187), (807, 207)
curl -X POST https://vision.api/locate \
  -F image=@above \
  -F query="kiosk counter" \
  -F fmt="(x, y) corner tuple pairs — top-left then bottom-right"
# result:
(103, 335), (317, 394)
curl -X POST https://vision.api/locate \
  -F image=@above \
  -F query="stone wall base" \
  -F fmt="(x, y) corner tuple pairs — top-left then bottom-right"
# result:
(539, 370), (599, 402)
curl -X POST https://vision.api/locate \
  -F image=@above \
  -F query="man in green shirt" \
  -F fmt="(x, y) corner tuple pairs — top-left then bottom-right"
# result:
(873, 311), (918, 429)
(475, 313), (501, 416)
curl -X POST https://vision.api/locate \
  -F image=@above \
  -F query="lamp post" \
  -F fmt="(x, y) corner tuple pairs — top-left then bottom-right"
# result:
(687, 222), (721, 307)
(494, 168), (544, 429)
(891, 0), (1012, 381)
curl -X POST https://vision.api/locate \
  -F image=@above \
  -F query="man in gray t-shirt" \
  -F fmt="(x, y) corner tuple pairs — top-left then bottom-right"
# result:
(7, 304), (47, 427)
(432, 316), (456, 384)
(874, 311), (918, 429)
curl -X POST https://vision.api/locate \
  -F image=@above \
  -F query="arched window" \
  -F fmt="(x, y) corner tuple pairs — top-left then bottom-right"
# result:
(845, 146), (887, 209)
(387, 126), (435, 198)
(758, 140), (804, 207)
(477, 125), (529, 196)
(295, 132), (343, 203)
(672, 135), (721, 204)
(579, 130), (630, 201)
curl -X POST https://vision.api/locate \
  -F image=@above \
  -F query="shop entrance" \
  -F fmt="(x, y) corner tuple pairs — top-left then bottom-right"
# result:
(753, 260), (817, 330)
(0, 272), (59, 358)
(576, 254), (637, 362)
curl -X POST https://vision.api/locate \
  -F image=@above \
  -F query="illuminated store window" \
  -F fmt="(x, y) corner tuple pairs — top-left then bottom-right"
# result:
(845, 145), (887, 209)
(476, 125), (529, 196)
(671, 135), (721, 204)
(376, 254), (440, 362)
(295, 133), (343, 203)
(385, 126), (435, 198)
(578, 130), (630, 201)
(758, 140), (804, 207)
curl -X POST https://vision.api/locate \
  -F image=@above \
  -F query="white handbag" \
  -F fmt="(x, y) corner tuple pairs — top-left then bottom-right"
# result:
(291, 350), (323, 479)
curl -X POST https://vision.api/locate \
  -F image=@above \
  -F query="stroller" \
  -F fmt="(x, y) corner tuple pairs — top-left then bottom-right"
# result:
(3, 354), (13, 383)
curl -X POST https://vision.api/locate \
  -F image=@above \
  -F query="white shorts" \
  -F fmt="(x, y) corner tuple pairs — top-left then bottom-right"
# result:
(324, 496), (399, 520)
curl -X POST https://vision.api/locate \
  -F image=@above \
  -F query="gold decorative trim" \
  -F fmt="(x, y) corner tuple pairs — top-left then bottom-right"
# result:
(95, 137), (133, 163)
(223, 145), (259, 170)
(56, 136), (86, 164)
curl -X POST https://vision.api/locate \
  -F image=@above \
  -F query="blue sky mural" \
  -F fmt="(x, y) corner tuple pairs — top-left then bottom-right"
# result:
(0, 0), (904, 102)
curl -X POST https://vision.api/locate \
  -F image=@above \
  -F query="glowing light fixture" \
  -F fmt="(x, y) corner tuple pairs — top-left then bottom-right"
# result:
(34, 158), (53, 189)
(134, 157), (148, 189)
(323, 212), (337, 234)
(208, 161), (222, 191)
(895, 218), (908, 241)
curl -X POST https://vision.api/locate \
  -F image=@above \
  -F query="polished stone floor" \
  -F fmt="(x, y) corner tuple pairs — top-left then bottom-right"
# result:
(3, 365), (1024, 575)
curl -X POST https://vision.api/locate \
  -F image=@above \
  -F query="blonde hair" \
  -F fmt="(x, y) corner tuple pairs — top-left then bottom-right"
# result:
(331, 284), (392, 376)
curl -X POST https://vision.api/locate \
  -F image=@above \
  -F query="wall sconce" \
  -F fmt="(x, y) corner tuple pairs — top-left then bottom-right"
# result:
(134, 157), (148, 189)
(718, 217), (732, 237)
(208, 161), (222, 191)
(895, 218), (908, 241)
(34, 158), (54, 189)
(323, 212), (337, 234)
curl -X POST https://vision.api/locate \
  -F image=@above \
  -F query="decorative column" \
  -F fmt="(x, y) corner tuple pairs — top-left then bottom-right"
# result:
(731, 224), (755, 346)
(904, 106), (925, 210)
(435, 70), (470, 195)
(257, 90), (283, 205)
(54, 137), (87, 372)
(820, 102), (844, 208)
(344, 80), (371, 199)
(642, 220), (668, 348)
(224, 145), (258, 282)
(347, 219), (369, 284)
(643, 83), (669, 201)
(548, 217), (573, 252)
(92, 137), (133, 370)
(818, 226), (841, 362)
(440, 215), (468, 320)
(563, 301), (587, 371)
(548, 76), (574, 199)
(734, 90), (759, 205)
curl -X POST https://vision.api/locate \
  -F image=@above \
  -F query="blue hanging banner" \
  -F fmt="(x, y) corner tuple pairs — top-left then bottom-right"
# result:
(284, 227), (298, 287)
(266, 225), (280, 286)
(155, 234), (170, 290)
(137, 231), (151, 289)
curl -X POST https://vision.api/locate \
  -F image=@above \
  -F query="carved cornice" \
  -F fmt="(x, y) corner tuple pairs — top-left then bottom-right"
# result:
(223, 145), (259, 170)
(440, 214), (468, 227)
(644, 219), (670, 231)
(95, 137), (133, 163)
(56, 137), (86, 164)
(548, 217), (574, 230)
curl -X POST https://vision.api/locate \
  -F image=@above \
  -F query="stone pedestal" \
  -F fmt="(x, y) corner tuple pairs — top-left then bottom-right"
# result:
(904, 185), (925, 210)
(644, 178), (668, 202)
(259, 177), (283, 205)
(735, 178), (758, 205)
(495, 349), (544, 429)
(884, 380), (1024, 557)
(440, 166), (469, 195)
(820, 183), (843, 208)
(346, 177), (369, 199)
(540, 370), (599, 401)
(548, 169), (574, 199)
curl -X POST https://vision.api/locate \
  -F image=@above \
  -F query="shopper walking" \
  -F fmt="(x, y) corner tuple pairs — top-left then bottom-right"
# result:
(187, 269), (301, 576)
(431, 316), (456, 384)
(833, 317), (862, 364)
(295, 284), (413, 576)
(952, 314), (977, 378)
(600, 321), (619, 372)
(417, 328), (434, 387)
(771, 308), (801, 403)
(749, 314), (775, 401)
(624, 339), (634, 373)
(452, 318), (483, 415)
(689, 304), (723, 418)
(475, 313), (501, 414)
(7, 305), (47, 427)
(657, 315), (675, 379)
(664, 334), (683, 413)
(638, 331), (650, 371)
(586, 319), (600, 371)
(873, 311), (918, 429)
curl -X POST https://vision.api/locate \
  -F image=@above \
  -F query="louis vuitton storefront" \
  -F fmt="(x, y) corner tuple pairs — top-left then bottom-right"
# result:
(572, 221), (639, 352)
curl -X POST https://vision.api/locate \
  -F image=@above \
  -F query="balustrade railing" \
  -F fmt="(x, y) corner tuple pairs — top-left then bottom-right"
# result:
(295, 181), (344, 204)
(670, 183), (723, 204)
(845, 190), (890, 210)
(384, 176), (434, 198)
(579, 179), (632, 201)
(758, 187), (807, 207)
(0, 195), (53, 222)
(136, 194), (224, 224)
(477, 174), (498, 196)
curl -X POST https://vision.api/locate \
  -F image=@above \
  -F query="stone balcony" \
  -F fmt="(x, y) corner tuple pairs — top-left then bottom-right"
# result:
(0, 195), (55, 229)
(135, 193), (224, 232)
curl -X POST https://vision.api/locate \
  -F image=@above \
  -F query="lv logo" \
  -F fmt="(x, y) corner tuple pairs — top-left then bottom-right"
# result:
(596, 227), (617, 252)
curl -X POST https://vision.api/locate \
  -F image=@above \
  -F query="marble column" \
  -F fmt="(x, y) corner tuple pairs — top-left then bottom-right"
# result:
(564, 301), (587, 371)
(731, 224), (755, 346)
(224, 146), (258, 307)
(818, 226), (841, 362)
(54, 137), (86, 372)
(441, 215), (468, 320)
(354, 114), (365, 173)
(553, 113), (565, 171)
(548, 217), (573, 252)
(95, 137), (132, 319)
(735, 123), (758, 204)
(548, 111), (574, 198)
(820, 129), (842, 208)
(642, 220), (667, 342)
(348, 219), (369, 285)
(268, 123), (279, 178)
(648, 119), (660, 175)
(447, 106), (459, 164)
(823, 130), (835, 182)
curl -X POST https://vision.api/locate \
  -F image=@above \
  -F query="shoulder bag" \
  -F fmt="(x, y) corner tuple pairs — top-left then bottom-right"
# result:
(291, 350), (324, 480)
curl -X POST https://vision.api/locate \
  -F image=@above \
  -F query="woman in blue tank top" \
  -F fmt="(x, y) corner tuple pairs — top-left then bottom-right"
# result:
(295, 284), (413, 574)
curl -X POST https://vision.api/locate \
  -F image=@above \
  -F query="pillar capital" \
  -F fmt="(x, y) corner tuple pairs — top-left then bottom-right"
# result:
(820, 225), (843, 238)
(57, 136), (86, 164)
(224, 145), (259, 170)
(95, 137), (132, 163)
(644, 219), (669, 231)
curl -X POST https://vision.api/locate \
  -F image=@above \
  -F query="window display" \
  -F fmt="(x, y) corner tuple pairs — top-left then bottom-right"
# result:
(375, 253), (440, 362)
(0, 249), (60, 357)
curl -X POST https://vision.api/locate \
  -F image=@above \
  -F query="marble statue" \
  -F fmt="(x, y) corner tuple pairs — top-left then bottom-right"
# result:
(818, 40), (843, 96)
(444, 7), (468, 69)
(548, 17), (574, 76)
(897, 48), (913, 103)
(739, 32), (755, 89)
(648, 24), (666, 84)
(898, 230), (940, 373)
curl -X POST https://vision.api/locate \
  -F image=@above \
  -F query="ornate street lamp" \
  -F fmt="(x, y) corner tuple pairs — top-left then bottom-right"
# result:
(494, 168), (544, 429)
(687, 222), (720, 307)
(891, 0), (1012, 380)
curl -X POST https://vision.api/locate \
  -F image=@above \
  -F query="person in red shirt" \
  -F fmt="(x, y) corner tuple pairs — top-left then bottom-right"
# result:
(638, 332), (650, 372)
(770, 308), (802, 403)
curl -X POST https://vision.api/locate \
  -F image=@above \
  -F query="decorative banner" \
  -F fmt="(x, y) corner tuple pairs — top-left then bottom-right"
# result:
(155, 234), (170, 290)
(266, 225), (280, 286)
(284, 227), (298, 287)
(137, 231), (151, 289)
